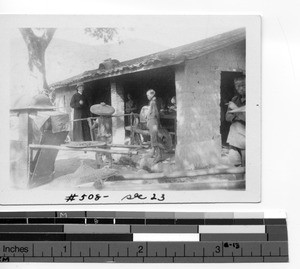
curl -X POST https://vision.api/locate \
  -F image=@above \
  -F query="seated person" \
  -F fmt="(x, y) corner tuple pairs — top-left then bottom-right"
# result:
(168, 96), (177, 112)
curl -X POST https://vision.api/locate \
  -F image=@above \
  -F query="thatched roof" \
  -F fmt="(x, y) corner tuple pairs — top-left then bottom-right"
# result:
(51, 28), (245, 89)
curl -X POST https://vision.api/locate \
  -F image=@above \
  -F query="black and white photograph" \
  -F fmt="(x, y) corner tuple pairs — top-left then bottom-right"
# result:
(0, 15), (261, 204)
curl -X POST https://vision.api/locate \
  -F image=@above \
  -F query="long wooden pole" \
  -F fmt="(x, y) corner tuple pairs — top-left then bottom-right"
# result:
(79, 179), (245, 191)
(108, 144), (143, 149)
(29, 144), (138, 155)
(119, 166), (245, 180)
(72, 113), (140, 122)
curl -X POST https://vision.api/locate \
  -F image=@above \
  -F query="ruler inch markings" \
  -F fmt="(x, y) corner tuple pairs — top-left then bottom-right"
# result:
(0, 211), (288, 263)
(0, 241), (290, 262)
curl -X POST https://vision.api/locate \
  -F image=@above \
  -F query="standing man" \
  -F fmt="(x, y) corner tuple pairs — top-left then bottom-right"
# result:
(226, 76), (246, 166)
(146, 89), (162, 164)
(70, 82), (91, 141)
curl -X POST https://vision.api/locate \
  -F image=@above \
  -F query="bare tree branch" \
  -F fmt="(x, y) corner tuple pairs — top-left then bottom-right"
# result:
(19, 28), (56, 48)
(18, 27), (120, 96)
(41, 28), (56, 48)
(19, 28), (35, 45)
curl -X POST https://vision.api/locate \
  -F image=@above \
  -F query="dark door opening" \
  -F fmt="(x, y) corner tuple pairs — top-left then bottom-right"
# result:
(122, 66), (176, 128)
(220, 71), (244, 146)
(121, 66), (176, 113)
(121, 66), (177, 147)
(84, 79), (111, 116)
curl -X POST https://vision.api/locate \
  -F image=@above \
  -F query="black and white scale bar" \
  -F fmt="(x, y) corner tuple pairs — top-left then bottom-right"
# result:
(0, 218), (287, 225)
(0, 233), (133, 241)
(0, 211), (288, 263)
(0, 224), (287, 238)
(0, 217), (287, 222)
(0, 211), (286, 224)
(0, 233), (287, 242)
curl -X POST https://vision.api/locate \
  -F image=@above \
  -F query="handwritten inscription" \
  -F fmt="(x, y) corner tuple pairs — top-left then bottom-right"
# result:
(65, 193), (166, 203)
(224, 242), (240, 249)
(121, 193), (165, 202)
(65, 193), (109, 202)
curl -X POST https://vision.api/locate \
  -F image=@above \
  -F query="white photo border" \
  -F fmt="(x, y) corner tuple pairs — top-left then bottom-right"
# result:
(0, 15), (261, 205)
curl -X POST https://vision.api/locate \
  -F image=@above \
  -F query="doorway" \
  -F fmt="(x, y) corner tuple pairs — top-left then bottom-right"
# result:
(220, 71), (244, 145)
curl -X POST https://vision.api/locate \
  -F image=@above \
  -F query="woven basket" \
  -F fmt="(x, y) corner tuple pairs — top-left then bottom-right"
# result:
(90, 103), (115, 116)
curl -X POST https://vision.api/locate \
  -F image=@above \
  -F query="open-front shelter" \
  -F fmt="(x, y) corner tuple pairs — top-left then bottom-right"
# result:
(51, 28), (246, 169)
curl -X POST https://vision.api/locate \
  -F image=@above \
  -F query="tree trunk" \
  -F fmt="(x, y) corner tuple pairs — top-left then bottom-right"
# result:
(19, 28), (56, 96)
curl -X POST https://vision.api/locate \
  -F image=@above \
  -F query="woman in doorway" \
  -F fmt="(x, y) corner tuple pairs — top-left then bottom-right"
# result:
(226, 76), (246, 166)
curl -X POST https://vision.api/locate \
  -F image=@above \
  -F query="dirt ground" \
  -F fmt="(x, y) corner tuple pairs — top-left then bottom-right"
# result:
(36, 147), (245, 191)
(54, 150), (99, 179)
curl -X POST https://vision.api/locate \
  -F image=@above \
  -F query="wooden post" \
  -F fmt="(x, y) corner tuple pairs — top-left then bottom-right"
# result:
(87, 118), (94, 141)
(110, 81), (125, 143)
(130, 112), (134, 144)
(110, 80), (125, 160)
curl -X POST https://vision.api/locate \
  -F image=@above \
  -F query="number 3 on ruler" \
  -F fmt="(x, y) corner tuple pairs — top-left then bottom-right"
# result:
(215, 246), (221, 253)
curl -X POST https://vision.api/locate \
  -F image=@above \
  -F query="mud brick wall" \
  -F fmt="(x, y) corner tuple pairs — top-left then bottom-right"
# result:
(54, 87), (76, 139)
(175, 41), (245, 169)
(55, 87), (76, 115)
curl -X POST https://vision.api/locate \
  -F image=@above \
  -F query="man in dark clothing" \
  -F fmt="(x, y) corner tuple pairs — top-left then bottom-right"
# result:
(146, 89), (162, 164)
(70, 83), (91, 141)
(226, 76), (246, 166)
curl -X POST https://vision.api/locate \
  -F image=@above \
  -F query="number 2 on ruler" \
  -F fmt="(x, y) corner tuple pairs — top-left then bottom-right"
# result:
(137, 246), (144, 254)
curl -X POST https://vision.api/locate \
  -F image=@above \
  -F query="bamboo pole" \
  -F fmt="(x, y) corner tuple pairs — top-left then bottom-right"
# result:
(108, 144), (142, 149)
(29, 144), (138, 155)
(119, 166), (245, 180)
(78, 179), (245, 191)
(104, 179), (245, 191)
(72, 113), (140, 122)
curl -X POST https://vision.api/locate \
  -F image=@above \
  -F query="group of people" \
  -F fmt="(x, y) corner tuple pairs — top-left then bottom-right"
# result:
(125, 93), (176, 115)
(70, 75), (245, 166)
(70, 83), (166, 164)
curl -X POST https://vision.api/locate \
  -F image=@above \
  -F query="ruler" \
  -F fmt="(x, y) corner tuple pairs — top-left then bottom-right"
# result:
(0, 211), (288, 263)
